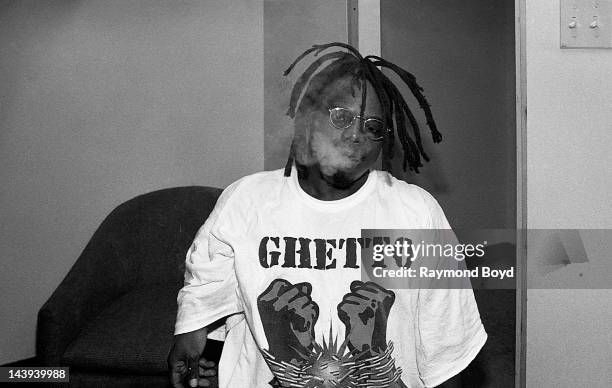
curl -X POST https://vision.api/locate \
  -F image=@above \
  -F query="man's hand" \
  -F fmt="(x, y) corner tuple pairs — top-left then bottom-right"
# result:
(197, 357), (218, 387)
(257, 279), (319, 364)
(168, 327), (209, 388)
(337, 280), (395, 355)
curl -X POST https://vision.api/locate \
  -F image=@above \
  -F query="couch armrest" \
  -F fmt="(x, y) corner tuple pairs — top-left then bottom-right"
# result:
(36, 186), (222, 366)
(37, 241), (132, 366)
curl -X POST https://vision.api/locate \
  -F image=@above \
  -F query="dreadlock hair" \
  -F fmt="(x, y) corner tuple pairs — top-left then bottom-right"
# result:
(282, 42), (442, 177)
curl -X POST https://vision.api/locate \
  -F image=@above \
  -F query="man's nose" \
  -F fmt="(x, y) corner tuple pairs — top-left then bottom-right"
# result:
(341, 119), (365, 142)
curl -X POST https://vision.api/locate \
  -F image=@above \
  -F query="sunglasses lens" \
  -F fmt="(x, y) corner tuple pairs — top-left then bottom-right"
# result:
(365, 120), (385, 140)
(329, 108), (354, 128)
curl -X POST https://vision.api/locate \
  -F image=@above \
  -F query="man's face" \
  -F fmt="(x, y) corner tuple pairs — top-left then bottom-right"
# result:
(293, 77), (383, 187)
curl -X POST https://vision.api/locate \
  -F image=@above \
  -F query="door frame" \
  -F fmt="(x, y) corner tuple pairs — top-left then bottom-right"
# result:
(351, 1), (528, 387)
(515, 0), (527, 387)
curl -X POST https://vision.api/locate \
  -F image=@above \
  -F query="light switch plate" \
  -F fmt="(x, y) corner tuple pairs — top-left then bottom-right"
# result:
(561, 0), (612, 48)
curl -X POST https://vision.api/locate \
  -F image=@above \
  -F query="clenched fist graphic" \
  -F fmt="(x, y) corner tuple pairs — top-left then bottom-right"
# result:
(257, 279), (319, 364)
(337, 280), (395, 356)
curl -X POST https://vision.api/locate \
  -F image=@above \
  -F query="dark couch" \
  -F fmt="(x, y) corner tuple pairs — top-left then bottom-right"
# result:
(37, 186), (224, 387)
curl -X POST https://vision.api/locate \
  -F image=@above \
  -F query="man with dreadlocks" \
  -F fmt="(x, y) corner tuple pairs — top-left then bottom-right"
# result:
(168, 43), (487, 388)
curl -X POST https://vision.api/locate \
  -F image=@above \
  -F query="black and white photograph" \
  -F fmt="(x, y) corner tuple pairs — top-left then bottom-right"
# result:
(1, 1), (611, 387)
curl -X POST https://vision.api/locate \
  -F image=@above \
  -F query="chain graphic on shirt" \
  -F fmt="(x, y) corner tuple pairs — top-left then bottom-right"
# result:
(257, 279), (402, 388)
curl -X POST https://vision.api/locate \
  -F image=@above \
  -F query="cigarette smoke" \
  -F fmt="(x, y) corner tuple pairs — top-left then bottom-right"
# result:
(292, 111), (366, 179)
(290, 73), (369, 178)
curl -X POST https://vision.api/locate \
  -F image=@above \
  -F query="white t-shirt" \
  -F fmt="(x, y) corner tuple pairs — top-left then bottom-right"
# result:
(175, 167), (487, 388)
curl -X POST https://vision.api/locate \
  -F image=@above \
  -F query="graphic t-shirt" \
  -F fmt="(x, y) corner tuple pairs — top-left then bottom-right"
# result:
(175, 168), (487, 388)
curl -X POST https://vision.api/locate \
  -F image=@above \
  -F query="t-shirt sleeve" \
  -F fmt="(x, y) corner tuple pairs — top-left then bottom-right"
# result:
(174, 182), (245, 336)
(414, 192), (487, 387)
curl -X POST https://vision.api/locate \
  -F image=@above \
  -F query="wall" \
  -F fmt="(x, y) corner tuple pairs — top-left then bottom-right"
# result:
(264, 0), (348, 170)
(0, 0), (263, 364)
(525, 1), (612, 386)
(381, 0), (516, 230)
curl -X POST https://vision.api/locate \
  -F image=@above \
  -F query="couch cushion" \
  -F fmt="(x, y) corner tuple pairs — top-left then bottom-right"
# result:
(63, 285), (179, 374)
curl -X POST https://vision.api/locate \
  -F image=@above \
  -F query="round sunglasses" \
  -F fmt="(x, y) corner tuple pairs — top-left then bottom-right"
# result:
(328, 107), (390, 141)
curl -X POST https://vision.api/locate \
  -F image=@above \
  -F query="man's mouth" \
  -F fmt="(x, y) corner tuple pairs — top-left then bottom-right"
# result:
(341, 149), (366, 162)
